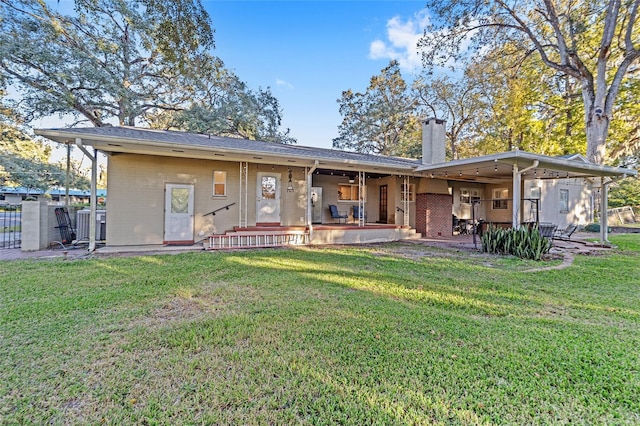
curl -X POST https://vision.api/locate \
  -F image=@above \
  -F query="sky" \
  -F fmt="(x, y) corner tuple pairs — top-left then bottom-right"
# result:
(35, 0), (433, 162)
(199, 0), (430, 149)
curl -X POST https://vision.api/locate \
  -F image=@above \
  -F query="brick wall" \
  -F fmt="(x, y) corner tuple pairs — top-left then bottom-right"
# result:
(416, 193), (452, 238)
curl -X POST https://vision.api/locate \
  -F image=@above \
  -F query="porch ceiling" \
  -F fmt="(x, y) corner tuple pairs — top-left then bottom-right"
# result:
(418, 151), (636, 183)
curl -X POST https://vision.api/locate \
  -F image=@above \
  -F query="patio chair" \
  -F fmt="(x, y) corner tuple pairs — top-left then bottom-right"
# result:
(554, 224), (578, 240)
(538, 222), (558, 238)
(328, 204), (348, 223)
(352, 205), (367, 223)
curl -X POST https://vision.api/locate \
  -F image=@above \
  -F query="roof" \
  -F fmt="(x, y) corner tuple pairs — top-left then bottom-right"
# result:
(35, 126), (421, 175)
(35, 126), (636, 180)
(417, 150), (636, 182)
(0, 186), (44, 195)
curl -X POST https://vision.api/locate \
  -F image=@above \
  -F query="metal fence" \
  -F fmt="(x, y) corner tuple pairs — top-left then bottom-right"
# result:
(1, 204), (21, 249)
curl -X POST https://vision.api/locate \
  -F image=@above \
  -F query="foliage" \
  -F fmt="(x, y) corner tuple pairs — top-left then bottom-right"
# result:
(0, 122), (89, 191)
(1, 238), (639, 423)
(152, 68), (296, 143)
(481, 225), (552, 260)
(609, 176), (640, 208)
(419, 0), (640, 164)
(413, 72), (481, 160)
(0, 0), (214, 127)
(333, 61), (421, 156)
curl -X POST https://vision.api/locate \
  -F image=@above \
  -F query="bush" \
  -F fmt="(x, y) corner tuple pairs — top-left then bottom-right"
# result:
(584, 223), (612, 233)
(481, 225), (552, 261)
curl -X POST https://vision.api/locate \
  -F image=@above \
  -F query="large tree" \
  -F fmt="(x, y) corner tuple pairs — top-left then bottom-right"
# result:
(150, 66), (296, 144)
(333, 61), (421, 156)
(419, 0), (640, 164)
(413, 73), (482, 160)
(0, 0), (214, 127)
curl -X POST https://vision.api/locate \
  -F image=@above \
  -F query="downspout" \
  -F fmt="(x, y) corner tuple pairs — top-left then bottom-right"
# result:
(512, 160), (539, 228)
(307, 160), (318, 242)
(600, 175), (626, 245)
(75, 138), (97, 252)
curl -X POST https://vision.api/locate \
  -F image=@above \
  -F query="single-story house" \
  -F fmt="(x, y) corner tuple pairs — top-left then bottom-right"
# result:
(0, 186), (106, 205)
(36, 119), (636, 250)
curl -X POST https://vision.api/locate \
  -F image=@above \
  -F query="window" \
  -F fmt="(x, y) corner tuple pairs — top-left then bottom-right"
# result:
(559, 189), (569, 213)
(213, 171), (227, 197)
(530, 187), (541, 199)
(338, 184), (365, 201)
(401, 183), (415, 202)
(460, 188), (481, 204)
(492, 188), (508, 210)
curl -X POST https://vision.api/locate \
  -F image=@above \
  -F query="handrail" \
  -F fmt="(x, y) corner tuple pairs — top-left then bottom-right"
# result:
(204, 202), (236, 216)
(396, 207), (404, 213)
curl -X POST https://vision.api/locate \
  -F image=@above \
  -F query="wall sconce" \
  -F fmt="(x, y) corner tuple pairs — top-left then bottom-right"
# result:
(287, 168), (294, 192)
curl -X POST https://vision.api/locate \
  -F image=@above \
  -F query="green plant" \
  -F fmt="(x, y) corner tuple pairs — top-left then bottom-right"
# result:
(481, 225), (552, 260)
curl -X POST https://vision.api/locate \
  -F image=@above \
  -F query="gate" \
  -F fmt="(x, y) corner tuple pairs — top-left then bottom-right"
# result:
(0, 204), (21, 249)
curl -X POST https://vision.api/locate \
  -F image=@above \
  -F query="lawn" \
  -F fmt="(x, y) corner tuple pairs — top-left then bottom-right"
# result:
(1, 236), (639, 425)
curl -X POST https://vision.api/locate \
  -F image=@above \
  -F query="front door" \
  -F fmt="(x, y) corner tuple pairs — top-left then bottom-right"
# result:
(164, 183), (194, 243)
(379, 185), (388, 223)
(256, 172), (281, 224)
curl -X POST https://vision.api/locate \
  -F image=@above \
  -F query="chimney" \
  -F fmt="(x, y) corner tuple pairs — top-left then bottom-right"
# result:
(422, 118), (446, 165)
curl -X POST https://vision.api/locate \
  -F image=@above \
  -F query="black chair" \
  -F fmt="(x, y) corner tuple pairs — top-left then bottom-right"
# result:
(554, 224), (578, 240)
(329, 204), (348, 223)
(353, 205), (367, 223)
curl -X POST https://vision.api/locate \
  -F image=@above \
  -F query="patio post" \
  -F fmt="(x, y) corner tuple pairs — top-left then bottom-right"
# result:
(512, 164), (520, 228)
(75, 138), (97, 252)
(600, 177), (610, 244)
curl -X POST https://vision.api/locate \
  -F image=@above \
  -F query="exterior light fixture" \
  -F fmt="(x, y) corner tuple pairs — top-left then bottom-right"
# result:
(287, 168), (294, 192)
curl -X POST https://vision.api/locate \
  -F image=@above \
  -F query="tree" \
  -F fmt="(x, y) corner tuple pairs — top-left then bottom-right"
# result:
(413, 73), (482, 160)
(154, 67), (296, 144)
(333, 61), (421, 156)
(419, 0), (640, 164)
(0, 122), (90, 191)
(0, 0), (215, 127)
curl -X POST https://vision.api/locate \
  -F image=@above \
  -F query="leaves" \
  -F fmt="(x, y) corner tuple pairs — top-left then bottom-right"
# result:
(0, 0), (215, 127)
(333, 61), (421, 156)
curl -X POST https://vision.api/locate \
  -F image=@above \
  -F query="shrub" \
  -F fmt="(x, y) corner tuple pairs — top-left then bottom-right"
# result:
(481, 225), (552, 261)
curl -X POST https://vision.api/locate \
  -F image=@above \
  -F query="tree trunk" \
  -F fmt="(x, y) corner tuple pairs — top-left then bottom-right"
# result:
(585, 113), (609, 165)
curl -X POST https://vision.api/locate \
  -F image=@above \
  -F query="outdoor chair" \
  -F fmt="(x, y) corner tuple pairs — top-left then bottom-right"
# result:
(554, 224), (578, 240)
(538, 222), (558, 238)
(328, 204), (348, 223)
(352, 205), (367, 223)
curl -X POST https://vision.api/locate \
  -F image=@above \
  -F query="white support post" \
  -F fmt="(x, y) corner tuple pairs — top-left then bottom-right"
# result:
(75, 138), (97, 251)
(307, 161), (318, 240)
(358, 171), (366, 227)
(512, 164), (521, 228)
(601, 177), (609, 244)
(403, 176), (409, 227)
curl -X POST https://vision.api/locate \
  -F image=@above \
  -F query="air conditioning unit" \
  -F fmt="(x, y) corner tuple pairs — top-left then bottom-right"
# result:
(76, 209), (107, 241)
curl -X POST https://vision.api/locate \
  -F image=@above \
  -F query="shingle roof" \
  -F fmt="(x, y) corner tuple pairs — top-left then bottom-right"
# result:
(37, 126), (421, 169)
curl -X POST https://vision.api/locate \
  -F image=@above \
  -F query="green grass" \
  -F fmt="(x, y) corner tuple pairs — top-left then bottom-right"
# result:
(1, 237), (639, 425)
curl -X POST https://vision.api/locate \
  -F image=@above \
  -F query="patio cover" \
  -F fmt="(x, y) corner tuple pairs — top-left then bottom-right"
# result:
(416, 150), (637, 244)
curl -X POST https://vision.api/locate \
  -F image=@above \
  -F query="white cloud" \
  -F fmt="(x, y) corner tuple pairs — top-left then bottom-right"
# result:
(276, 79), (294, 89)
(369, 10), (432, 72)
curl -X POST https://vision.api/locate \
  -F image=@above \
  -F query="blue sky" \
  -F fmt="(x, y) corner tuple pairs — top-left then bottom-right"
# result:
(38, 0), (432, 161)
(203, 1), (431, 149)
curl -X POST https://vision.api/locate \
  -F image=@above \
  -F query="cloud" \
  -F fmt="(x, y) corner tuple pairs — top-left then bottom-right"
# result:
(276, 79), (294, 89)
(369, 10), (431, 72)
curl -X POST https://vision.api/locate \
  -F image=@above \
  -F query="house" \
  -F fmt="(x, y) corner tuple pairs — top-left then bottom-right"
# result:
(0, 186), (44, 204)
(35, 120), (636, 251)
(0, 186), (106, 205)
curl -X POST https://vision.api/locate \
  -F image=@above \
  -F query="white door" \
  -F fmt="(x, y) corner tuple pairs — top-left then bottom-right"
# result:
(164, 183), (194, 243)
(256, 172), (281, 223)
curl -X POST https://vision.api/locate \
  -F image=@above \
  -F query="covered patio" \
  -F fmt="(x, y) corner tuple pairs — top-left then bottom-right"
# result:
(417, 151), (636, 244)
